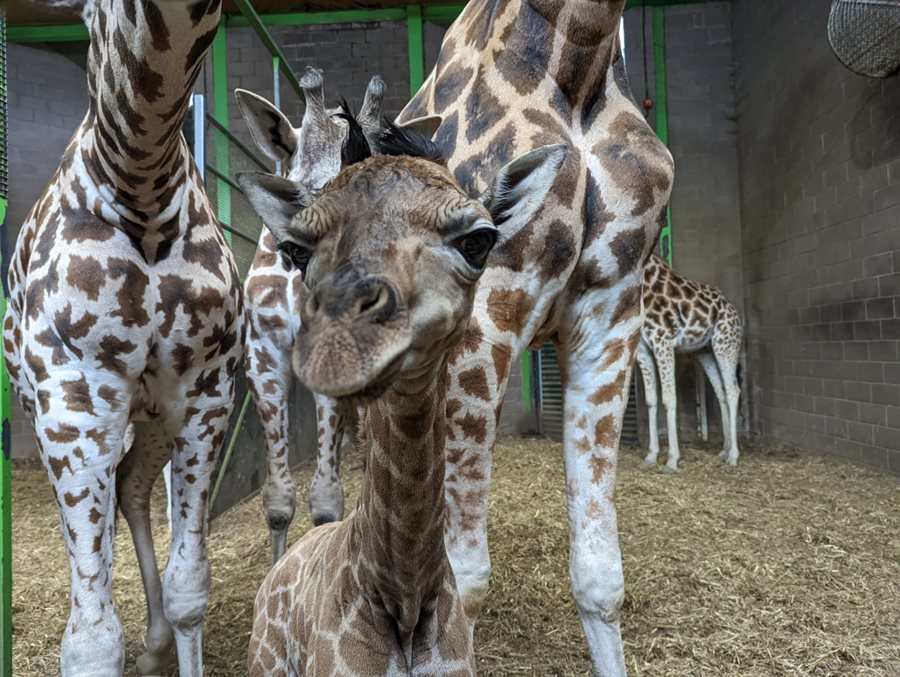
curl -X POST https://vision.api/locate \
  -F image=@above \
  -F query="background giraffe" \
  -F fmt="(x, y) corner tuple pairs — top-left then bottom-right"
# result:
(2, 0), (242, 674)
(239, 115), (565, 676)
(395, 0), (673, 672)
(236, 69), (440, 562)
(636, 253), (744, 472)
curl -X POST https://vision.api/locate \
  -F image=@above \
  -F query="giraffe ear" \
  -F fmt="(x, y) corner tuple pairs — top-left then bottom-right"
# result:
(397, 115), (443, 140)
(235, 89), (299, 166)
(236, 171), (313, 242)
(480, 144), (569, 230)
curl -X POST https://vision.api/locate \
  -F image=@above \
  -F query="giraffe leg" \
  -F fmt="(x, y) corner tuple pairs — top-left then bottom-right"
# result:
(560, 318), (638, 677)
(117, 422), (177, 676)
(712, 338), (741, 467)
(247, 344), (296, 564)
(654, 344), (680, 473)
(309, 392), (346, 526)
(164, 396), (233, 676)
(696, 352), (730, 456)
(34, 374), (130, 676)
(635, 341), (660, 467)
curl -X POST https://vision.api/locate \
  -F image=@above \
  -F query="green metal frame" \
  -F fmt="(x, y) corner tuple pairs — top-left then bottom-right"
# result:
(211, 22), (233, 245)
(406, 5), (425, 96)
(652, 5), (673, 265)
(0, 11), (11, 676)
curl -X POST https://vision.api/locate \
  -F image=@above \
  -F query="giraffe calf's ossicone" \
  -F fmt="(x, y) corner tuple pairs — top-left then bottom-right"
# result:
(239, 124), (566, 675)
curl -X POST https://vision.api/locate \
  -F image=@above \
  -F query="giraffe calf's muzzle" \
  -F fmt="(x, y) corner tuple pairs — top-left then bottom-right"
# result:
(295, 271), (411, 400)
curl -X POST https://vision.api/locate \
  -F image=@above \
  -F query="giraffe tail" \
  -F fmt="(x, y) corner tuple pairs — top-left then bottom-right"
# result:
(736, 362), (743, 388)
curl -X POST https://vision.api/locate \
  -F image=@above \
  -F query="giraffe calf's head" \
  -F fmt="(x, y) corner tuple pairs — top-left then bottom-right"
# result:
(239, 124), (567, 400)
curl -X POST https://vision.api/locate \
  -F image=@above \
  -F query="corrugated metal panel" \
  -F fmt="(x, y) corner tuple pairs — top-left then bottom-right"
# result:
(539, 342), (564, 441)
(621, 379), (639, 446)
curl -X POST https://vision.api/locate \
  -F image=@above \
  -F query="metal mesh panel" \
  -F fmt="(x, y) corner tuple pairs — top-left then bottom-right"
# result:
(204, 118), (269, 278)
(0, 14), (7, 201)
(539, 342), (564, 441)
(827, 0), (900, 78)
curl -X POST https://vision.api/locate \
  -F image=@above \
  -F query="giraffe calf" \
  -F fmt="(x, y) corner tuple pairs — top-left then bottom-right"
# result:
(238, 118), (565, 675)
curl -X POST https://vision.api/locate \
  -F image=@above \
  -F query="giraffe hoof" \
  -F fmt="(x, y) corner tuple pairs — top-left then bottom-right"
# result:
(640, 460), (657, 469)
(658, 466), (679, 475)
(312, 512), (340, 527)
(718, 450), (728, 460)
(135, 645), (176, 676)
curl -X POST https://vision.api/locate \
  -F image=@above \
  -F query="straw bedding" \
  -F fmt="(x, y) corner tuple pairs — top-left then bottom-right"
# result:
(11, 437), (899, 675)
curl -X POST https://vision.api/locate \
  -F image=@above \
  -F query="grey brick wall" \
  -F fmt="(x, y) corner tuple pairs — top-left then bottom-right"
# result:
(224, 23), (411, 158)
(733, 0), (900, 472)
(624, 2), (746, 442)
(7, 43), (89, 458)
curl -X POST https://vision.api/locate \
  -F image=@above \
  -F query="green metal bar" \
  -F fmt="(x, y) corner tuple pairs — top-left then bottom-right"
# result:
(422, 4), (465, 27)
(211, 22), (232, 247)
(210, 392), (253, 510)
(652, 6), (673, 265)
(521, 351), (532, 412)
(0, 11), (11, 674)
(7, 23), (88, 42)
(406, 5), (425, 97)
(229, 0), (304, 101)
(225, 8), (407, 27)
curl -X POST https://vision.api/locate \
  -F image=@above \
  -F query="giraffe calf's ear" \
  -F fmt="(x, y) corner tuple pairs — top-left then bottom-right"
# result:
(397, 115), (443, 139)
(480, 144), (569, 230)
(235, 89), (299, 166)
(236, 171), (313, 242)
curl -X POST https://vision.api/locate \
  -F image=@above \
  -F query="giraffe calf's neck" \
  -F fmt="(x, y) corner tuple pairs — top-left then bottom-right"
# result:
(241, 117), (565, 675)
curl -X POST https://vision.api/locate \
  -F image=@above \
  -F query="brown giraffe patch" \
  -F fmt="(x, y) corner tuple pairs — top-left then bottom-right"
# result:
(491, 344), (512, 385)
(458, 412), (487, 444)
(96, 335), (137, 376)
(107, 257), (151, 327)
(608, 229), (647, 277)
(45, 423), (81, 444)
(457, 367), (490, 401)
(610, 285), (640, 325)
(61, 375), (95, 415)
(594, 414), (619, 449)
(66, 255), (105, 300)
(588, 370), (627, 406)
(486, 288), (534, 334)
(596, 113), (672, 217)
(589, 455), (612, 484)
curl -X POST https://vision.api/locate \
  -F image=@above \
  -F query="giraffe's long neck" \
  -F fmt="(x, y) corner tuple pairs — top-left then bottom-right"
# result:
(82, 0), (221, 221)
(352, 363), (450, 636)
(468, 0), (623, 112)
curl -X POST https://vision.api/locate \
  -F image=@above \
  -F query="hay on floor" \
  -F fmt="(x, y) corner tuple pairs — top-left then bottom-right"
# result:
(11, 437), (900, 675)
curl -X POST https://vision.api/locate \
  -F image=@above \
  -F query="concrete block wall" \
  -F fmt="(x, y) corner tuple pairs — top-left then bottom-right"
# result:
(732, 0), (900, 472)
(7, 43), (89, 458)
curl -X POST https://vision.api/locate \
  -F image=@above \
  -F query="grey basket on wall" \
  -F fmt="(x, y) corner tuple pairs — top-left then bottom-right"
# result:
(827, 0), (900, 78)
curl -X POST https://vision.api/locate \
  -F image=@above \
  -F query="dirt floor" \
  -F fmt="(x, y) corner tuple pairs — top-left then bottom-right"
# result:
(12, 437), (900, 676)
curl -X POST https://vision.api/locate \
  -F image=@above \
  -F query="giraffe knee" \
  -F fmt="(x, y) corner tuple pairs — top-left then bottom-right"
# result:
(163, 560), (210, 630)
(570, 559), (625, 623)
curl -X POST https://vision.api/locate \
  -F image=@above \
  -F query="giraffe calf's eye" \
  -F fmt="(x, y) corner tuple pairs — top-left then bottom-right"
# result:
(454, 228), (497, 269)
(278, 242), (312, 274)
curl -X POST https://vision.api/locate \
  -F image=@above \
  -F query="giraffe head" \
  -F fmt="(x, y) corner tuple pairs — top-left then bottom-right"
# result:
(235, 68), (441, 194)
(238, 126), (567, 400)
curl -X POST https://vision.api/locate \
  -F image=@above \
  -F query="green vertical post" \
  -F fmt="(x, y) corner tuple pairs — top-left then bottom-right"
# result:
(652, 6), (672, 265)
(212, 21), (232, 245)
(406, 5), (425, 97)
(0, 11), (11, 676)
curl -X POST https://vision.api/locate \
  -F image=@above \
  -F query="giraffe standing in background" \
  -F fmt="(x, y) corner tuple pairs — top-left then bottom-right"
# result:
(235, 69), (440, 561)
(239, 114), (566, 676)
(395, 0), (674, 672)
(3, 1), (242, 674)
(636, 254), (743, 472)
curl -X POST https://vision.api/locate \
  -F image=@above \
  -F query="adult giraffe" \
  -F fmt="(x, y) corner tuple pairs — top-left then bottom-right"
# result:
(398, 0), (674, 672)
(3, 0), (241, 674)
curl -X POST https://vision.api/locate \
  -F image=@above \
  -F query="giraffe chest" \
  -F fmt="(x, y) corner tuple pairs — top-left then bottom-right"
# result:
(9, 208), (242, 418)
